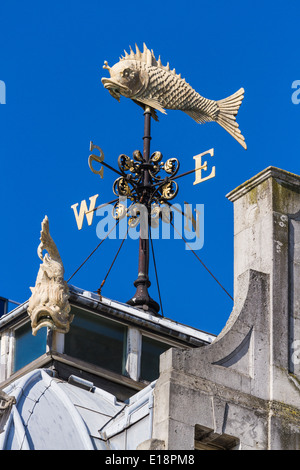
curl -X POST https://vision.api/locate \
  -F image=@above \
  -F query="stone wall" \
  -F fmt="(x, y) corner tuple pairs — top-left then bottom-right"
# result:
(144, 167), (300, 450)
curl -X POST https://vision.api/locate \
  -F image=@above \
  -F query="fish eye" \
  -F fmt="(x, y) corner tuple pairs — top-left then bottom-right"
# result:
(122, 69), (131, 78)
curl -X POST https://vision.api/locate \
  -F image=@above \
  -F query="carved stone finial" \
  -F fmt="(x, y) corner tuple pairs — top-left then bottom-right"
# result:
(27, 216), (73, 336)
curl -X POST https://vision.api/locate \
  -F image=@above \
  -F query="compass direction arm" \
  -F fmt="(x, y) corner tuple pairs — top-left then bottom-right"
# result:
(89, 141), (124, 178)
(89, 142), (105, 178)
(193, 148), (215, 185)
(85, 198), (119, 214)
(170, 148), (215, 185)
(71, 194), (99, 230)
(100, 160), (124, 177)
(171, 167), (198, 181)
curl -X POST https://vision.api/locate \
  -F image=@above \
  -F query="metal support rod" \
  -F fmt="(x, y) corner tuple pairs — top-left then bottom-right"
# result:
(127, 107), (160, 315)
(101, 160), (124, 177)
(142, 107), (151, 187)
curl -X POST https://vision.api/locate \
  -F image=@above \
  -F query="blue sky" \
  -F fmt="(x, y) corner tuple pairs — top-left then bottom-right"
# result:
(0, 0), (299, 335)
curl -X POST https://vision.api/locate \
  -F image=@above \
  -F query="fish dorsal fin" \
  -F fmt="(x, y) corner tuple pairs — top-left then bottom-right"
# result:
(120, 43), (184, 80)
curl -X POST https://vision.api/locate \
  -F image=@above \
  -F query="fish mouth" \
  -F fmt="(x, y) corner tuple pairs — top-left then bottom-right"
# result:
(101, 78), (130, 101)
(30, 306), (70, 336)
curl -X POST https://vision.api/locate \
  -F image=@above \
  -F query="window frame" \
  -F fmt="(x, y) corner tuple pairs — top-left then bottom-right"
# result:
(13, 318), (48, 373)
(139, 332), (176, 383)
(64, 305), (129, 376)
(0, 303), (192, 386)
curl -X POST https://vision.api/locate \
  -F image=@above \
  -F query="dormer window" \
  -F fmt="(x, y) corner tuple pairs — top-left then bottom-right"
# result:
(14, 322), (47, 373)
(64, 307), (127, 375)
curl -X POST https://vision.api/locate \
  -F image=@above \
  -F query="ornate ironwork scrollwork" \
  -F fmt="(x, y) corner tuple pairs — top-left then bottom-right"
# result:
(118, 154), (139, 175)
(112, 201), (127, 220)
(150, 203), (173, 228)
(132, 150), (143, 162)
(161, 180), (179, 200)
(148, 151), (163, 181)
(112, 148), (180, 229)
(113, 177), (132, 197)
(164, 158), (180, 177)
(150, 151), (163, 163)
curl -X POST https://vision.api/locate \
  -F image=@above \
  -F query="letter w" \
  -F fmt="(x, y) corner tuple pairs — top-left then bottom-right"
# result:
(71, 194), (99, 230)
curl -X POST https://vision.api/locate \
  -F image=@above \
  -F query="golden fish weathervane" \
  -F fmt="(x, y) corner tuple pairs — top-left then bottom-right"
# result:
(102, 43), (247, 150)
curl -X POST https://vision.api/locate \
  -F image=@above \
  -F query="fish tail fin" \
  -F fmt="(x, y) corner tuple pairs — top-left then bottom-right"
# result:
(216, 88), (247, 150)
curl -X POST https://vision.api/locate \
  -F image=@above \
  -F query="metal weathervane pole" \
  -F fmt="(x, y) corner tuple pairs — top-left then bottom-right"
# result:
(127, 107), (160, 314)
(87, 103), (181, 317)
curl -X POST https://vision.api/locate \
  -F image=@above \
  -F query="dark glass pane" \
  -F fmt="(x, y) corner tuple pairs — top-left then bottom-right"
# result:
(14, 322), (47, 372)
(140, 336), (170, 382)
(0, 298), (7, 318)
(64, 308), (127, 375)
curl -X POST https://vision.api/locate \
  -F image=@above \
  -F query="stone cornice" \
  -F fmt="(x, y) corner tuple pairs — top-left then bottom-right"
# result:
(226, 166), (300, 202)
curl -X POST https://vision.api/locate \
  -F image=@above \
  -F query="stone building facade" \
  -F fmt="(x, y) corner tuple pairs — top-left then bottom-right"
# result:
(140, 166), (300, 450)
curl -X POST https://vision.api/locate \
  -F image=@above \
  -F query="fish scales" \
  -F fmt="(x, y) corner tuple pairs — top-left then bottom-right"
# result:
(102, 44), (247, 149)
(147, 67), (201, 110)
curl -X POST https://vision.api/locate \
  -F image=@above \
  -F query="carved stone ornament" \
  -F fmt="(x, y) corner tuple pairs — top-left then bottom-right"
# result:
(27, 216), (73, 336)
(0, 390), (16, 433)
(0, 390), (16, 411)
